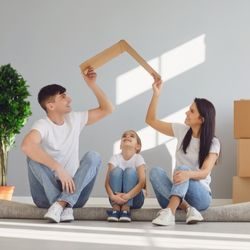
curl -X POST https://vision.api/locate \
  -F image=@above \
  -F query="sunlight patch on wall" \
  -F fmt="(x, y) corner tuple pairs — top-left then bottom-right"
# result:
(113, 106), (189, 156)
(115, 34), (206, 105)
(161, 34), (206, 82)
(158, 106), (189, 172)
(116, 58), (159, 105)
(157, 106), (188, 145)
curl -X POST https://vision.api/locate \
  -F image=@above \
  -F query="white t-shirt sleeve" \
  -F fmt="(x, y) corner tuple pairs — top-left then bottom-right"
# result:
(209, 137), (220, 155)
(135, 154), (146, 167)
(73, 111), (88, 130)
(172, 123), (190, 140)
(31, 119), (48, 139)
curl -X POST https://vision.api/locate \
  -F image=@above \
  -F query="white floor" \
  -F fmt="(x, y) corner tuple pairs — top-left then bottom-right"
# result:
(2, 198), (249, 249)
(1, 219), (250, 250)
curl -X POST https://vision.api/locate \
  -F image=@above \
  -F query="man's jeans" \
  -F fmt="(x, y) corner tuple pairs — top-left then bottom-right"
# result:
(27, 151), (101, 208)
(109, 167), (144, 209)
(150, 166), (212, 211)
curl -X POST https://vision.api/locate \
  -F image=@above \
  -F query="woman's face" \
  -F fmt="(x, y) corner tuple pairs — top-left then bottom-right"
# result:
(185, 102), (203, 127)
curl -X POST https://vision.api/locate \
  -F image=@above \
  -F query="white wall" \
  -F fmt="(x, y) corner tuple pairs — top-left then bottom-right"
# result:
(1, 0), (250, 198)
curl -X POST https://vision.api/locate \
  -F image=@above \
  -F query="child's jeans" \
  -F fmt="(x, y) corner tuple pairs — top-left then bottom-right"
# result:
(149, 165), (212, 211)
(27, 151), (102, 208)
(109, 167), (144, 208)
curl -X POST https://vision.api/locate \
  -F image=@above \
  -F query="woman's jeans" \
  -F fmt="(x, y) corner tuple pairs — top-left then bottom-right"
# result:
(27, 151), (101, 208)
(109, 167), (144, 209)
(150, 166), (212, 211)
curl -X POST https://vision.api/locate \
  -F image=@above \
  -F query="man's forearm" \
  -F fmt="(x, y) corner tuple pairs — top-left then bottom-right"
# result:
(22, 144), (61, 171)
(89, 83), (114, 113)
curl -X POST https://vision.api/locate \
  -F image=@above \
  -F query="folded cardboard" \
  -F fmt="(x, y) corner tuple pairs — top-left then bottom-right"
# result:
(233, 176), (250, 203)
(237, 139), (250, 177)
(234, 100), (250, 138)
(80, 40), (161, 79)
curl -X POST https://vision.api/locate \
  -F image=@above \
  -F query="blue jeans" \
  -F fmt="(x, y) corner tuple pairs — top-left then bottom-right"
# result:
(150, 166), (212, 211)
(27, 151), (101, 208)
(109, 167), (144, 209)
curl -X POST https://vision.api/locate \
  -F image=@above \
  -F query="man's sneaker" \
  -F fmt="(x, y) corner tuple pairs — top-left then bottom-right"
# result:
(60, 207), (74, 222)
(107, 210), (120, 222)
(186, 206), (204, 224)
(119, 211), (131, 222)
(44, 202), (63, 223)
(152, 208), (175, 226)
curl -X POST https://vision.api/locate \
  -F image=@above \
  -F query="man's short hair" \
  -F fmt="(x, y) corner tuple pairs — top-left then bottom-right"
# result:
(38, 84), (66, 111)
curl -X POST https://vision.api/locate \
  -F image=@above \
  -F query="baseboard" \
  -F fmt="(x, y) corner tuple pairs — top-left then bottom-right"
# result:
(12, 196), (232, 207)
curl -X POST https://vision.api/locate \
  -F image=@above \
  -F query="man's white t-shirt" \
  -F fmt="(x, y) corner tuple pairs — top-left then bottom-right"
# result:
(172, 123), (220, 192)
(109, 153), (145, 170)
(31, 111), (88, 177)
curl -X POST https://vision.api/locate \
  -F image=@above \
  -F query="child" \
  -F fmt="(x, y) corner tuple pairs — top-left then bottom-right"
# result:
(105, 130), (146, 222)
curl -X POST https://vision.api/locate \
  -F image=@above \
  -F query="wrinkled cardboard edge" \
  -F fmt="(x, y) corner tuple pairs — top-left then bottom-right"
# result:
(80, 40), (161, 79)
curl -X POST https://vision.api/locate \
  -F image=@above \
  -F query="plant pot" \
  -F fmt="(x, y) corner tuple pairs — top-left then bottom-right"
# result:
(0, 186), (15, 200)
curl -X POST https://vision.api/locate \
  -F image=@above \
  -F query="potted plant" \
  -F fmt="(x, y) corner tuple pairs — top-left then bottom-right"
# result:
(0, 64), (32, 200)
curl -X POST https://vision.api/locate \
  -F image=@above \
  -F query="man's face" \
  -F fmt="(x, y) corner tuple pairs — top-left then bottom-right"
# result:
(46, 92), (72, 114)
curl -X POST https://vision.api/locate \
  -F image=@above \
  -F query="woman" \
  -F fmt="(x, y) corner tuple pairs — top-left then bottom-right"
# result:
(146, 76), (220, 226)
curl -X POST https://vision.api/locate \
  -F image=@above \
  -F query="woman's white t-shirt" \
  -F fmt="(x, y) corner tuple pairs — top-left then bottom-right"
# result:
(172, 123), (220, 192)
(31, 111), (88, 177)
(109, 153), (145, 170)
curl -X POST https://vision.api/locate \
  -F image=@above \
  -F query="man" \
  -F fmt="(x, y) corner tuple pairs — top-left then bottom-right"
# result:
(21, 67), (114, 223)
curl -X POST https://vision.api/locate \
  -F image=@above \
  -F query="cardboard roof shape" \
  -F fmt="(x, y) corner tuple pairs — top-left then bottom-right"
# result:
(80, 40), (161, 79)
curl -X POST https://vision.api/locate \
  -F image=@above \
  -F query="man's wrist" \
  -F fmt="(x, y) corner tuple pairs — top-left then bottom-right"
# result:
(52, 163), (62, 172)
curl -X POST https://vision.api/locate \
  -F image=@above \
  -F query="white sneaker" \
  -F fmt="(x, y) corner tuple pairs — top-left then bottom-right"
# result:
(152, 208), (175, 226)
(44, 202), (63, 223)
(186, 206), (204, 224)
(60, 207), (74, 222)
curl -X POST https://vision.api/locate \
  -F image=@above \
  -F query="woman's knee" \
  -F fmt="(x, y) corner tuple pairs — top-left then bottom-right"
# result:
(149, 167), (164, 182)
(175, 165), (190, 171)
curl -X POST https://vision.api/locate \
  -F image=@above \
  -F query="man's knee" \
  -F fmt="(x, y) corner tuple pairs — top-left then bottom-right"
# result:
(82, 150), (102, 169)
(27, 157), (38, 169)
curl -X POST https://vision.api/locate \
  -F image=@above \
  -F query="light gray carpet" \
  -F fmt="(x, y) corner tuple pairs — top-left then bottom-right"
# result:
(1, 200), (250, 221)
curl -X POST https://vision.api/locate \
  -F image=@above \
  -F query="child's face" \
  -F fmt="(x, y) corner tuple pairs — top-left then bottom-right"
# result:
(120, 131), (141, 152)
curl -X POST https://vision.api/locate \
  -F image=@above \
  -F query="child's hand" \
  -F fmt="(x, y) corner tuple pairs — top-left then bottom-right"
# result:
(120, 193), (130, 201)
(111, 193), (127, 205)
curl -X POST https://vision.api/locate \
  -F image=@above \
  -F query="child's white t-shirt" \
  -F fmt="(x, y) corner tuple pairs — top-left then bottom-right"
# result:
(31, 111), (88, 177)
(172, 123), (220, 192)
(109, 153), (145, 170)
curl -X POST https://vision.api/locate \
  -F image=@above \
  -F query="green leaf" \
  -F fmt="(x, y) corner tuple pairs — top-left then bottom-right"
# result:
(0, 64), (32, 185)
